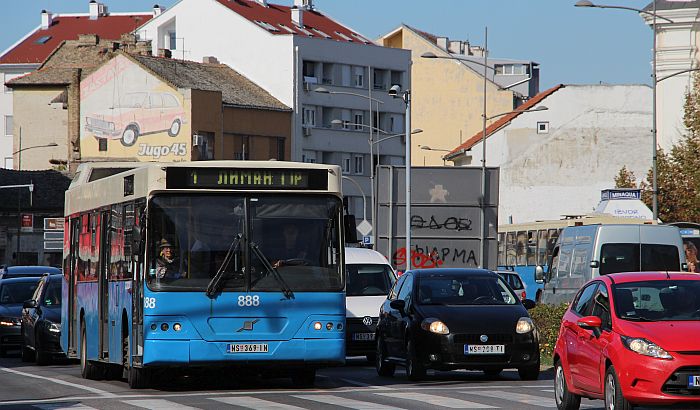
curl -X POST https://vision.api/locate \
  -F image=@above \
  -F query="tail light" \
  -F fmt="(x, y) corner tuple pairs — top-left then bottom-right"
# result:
(521, 291), (526, 301)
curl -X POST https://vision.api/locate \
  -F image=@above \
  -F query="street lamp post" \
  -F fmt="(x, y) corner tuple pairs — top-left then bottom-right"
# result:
(575, 0), (674, 222)
(419, 145), (451, 165)
(388, 85), (412, 269)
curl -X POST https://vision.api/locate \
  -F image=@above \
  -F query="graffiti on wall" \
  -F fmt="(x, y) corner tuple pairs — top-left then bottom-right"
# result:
(391, 245), (479, 270)
(80, 54), (191, 161)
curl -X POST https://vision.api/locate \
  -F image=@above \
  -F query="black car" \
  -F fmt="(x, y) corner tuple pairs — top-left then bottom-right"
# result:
(0, 266), (61, 280)
(21, 274), (64, 364)
(0, 276), (41, 356)
(375, 268), (540, 381)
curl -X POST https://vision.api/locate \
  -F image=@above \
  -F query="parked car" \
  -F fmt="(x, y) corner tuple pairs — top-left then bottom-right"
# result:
(0, 265), (61, 280)
(345, 247), (396, 361)
(537, 224), (685, 305)
(85, 91), (186, 147)
(497, 270), (527, 301)
(0, 276), (41, 356)
(375, 268), (539, 381)
(20, 274), (64, 364)
(553, 272), (700, 410)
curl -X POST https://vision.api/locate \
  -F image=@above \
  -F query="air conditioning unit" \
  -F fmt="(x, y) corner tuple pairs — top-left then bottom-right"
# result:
(193, 134), (203, 146)
(302, 127), (312, 137)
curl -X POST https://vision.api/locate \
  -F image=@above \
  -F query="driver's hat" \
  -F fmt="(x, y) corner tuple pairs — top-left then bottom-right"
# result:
(158, 238), (174, 248)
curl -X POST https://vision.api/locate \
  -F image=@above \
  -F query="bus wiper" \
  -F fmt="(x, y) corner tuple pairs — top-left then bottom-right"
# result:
(249, 241), (295, 300)
(206, 233), (243, 297)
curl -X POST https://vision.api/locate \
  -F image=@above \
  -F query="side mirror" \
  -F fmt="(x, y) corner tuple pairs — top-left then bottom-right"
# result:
(390, 299), (406, 312)
(522, 299), (536, 310)
(343, 215), (358, 244)
(131, 225), (142, 255)
(23, 300), (37, 309)
(577, 315), (602, 330)
(590, 260), (600, 268)
(534, 265), (545, 283)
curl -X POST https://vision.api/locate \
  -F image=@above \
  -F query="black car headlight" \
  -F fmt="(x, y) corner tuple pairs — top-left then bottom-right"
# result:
(515, 317), (535, 334)
(0, 317), (20, 327)
(421, 318), (450, 335)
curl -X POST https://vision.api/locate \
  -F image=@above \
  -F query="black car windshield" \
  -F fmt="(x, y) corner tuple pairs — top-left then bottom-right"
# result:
(418, 275), (518, 305)
(346, 264), (395, 296)
(147, 194), (343, 292)
(0, 282), (39, 305)
(43, 280), (62, 306)
(614, 280), (700, 321)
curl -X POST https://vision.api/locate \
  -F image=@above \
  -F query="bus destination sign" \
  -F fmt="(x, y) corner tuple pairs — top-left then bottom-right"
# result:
(166, 167), (328, 190)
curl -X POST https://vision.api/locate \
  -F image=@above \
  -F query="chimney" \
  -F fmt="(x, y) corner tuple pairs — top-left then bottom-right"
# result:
(294, 0), (312, 9)
(89, 1), (107, 19)
(78, 34), (99, 46)
(202, 56), (219, 64)
(255, 0), (268, 6)
(291, 6), (303, 27)
(41, 10), (54, 30)
(153, 4), (164, 16)
(436, 36), (449, 51)
(158, 48), (172, 58)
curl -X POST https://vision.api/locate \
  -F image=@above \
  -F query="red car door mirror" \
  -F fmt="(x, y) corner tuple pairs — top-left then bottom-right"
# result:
(577, 316), (602, 329)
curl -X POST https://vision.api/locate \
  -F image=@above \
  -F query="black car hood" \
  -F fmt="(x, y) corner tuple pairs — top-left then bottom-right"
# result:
(0, 304), (22, 318)
(416, 304), (529, 334)
(43, 306), (61, 323)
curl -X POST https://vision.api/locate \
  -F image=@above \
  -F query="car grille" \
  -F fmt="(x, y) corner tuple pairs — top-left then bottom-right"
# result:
(453, 334), (514, 344)
(1, 335), (22, 345)
(88, 118), (111, 130)
(662, 366), (700, 396)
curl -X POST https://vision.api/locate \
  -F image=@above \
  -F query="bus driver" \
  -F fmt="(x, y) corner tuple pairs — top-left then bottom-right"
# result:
(155, 239), (182, 280)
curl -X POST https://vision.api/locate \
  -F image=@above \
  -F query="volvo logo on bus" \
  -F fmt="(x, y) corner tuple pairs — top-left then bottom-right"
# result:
(480, 334), (489, 343)
(362, 316), (373, 326)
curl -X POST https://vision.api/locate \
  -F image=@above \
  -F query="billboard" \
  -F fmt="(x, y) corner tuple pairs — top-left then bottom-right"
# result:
(80, 54), (191, 161)
(375, 165), (499, 270)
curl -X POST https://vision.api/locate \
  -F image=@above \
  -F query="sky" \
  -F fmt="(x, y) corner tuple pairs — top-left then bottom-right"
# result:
(0, 0), (654, 89)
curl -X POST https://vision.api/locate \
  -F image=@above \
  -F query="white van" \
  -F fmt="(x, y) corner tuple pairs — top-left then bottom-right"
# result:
(537, 224), (685, 304)
(345, 247), (396, 360)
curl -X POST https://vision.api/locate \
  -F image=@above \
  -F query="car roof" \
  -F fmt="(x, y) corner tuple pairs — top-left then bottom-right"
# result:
(597, 271), (700, 285)
(0, 276), (41, 285)
(495, 270), (518, 276)
(345, 247), (391, 265)
(406, 268), (498, 278)
(6, 266), (61, 273)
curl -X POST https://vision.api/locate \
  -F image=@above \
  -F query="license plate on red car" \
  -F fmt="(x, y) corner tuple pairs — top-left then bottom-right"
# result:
(688, 375), (700, 387)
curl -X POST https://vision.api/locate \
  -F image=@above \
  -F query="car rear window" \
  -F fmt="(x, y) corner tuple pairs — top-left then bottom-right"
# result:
(0, 281), (39, 305)
(600, 244), (680, 274)
(346, 264), (395, 296)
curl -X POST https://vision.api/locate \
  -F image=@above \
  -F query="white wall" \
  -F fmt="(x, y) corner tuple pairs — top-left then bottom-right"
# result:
(463, 85), (653, 224)
(0, 67), (36, 168)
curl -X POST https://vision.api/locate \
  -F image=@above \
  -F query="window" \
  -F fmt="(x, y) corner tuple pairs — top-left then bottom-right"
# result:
(537, 121), (549, 134)
(397, 273), (413, 304)
(571, 246), (590, 278)
(516, 231), (527, 266)
(353, 155), (364, 175)
(353, 66), (364, 88)
(312, 28), (331, 38)
(303, 61), (317, 78)
(498, 232), (505, 266)
(149, 94), (163, 108)
(168, 31), (177, 50)
(335, 31), (353, 42)
(591, 285), (611, 330)
(4, 115), (12, 136)
(302, 106), (316, 127)
(4, 157), (12, 169)
(389, 274), (407, 300)
(254, 20), (279, 32)
(558, 247), (572, 278)
(276, 137), (285, 161)
(163, 94), (179, 108)
(391, 70), (403, 88)
(354, 113), (364, 130)
(505, 232), (516, 266)
(495, 64), (528, 75)
(527, 230), (537, 265)
(322, 63), (334, 85)
(278, 24), (296, 34)
(573, 282), (599, 316)
(35, 36), (51, 44)
(373, 69), (386, 90)
(197, 131), (215, 160)
(342, 156), (350, 174)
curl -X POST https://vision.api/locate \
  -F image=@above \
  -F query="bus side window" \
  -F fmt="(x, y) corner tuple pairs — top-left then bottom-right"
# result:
(497, 232), (506, 266)
(527, 230), (537, 266)
(537, 230), (547, 266)
(516, 231), (527, 266)
(506, 232), (516, 266)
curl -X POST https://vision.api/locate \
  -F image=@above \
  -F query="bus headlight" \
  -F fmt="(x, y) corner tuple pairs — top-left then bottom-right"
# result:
(313, 322), (322, 331)
(173, 323), (182, 332)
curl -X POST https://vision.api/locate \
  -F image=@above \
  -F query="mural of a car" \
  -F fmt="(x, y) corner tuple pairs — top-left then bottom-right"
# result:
(85, 92), (186, 147)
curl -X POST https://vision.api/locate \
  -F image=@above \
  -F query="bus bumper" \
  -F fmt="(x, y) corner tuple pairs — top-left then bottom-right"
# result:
(143, 338), (345, 366)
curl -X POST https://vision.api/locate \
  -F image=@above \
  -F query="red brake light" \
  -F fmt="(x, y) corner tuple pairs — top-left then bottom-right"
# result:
(521, 291), (526, 301)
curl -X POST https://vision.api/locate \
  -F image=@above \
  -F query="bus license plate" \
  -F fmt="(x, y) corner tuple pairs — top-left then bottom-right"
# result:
(352, 332), (375, 341)
(465, 344), (505, 355)
(689, 375), (700, 387)
(227, 343), (269, 353)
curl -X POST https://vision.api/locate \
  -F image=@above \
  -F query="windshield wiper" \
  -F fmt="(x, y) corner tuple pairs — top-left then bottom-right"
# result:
(206, 233), (243, 297)
(621, 315), (656, 322)
(249, 241), (295, 300)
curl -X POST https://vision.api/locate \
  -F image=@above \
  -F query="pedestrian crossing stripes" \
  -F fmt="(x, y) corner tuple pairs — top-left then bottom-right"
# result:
(376, 392), (496, 408)
(31, 390), (566, 410)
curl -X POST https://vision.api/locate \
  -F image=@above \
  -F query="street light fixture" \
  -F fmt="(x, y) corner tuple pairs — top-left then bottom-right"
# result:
(575, 0), (674, 222)
(485, 105), (548, 121)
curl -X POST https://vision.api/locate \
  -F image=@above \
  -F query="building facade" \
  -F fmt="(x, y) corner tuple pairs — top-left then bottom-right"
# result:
(136, 0), (411, 229)
(377, 25), (539, 166)
(0, 1), (155, 169)
(447, 84), (653, 224)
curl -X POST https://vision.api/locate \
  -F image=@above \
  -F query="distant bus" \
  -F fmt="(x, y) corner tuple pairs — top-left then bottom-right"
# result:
(61, 161), (346, 388)
(498, 215), (655, 301)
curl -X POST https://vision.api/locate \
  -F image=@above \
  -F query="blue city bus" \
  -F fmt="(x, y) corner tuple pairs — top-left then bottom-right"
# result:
(498, 215), (656, 302)
(61, 161), (346, 388)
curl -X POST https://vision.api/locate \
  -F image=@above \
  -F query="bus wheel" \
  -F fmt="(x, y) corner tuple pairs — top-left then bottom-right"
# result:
(124, 333), (150, 389)
(80, 323), (101, 380)
(291, 368), (316, 388)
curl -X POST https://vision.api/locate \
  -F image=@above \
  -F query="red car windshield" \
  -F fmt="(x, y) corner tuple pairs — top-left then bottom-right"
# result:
(613, 280), (700, 321)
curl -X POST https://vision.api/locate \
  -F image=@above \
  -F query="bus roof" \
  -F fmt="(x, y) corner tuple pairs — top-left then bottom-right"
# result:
(65, 161), (342, 216)
(498, 214), (656, 232)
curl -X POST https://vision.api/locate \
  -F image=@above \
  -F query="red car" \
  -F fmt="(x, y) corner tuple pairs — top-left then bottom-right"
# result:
(553, 272), (700, 409)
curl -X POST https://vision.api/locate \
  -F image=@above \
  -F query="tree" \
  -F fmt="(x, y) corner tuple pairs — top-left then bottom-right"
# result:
(614, 166), (637, 188)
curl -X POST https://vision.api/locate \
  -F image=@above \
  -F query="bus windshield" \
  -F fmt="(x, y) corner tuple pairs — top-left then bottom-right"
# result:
(147, 194), (343, 292)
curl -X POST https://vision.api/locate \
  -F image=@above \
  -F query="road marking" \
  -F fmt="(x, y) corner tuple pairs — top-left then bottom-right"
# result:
(0, 366), (116, 397)
(540, 389), (554, 393)
(376, 392), (497, 409)
(212, 397), (305, 409)
(34, 404), (98, 410)
(122, 399), (200, 409)
(295, 394), (405, 409)
(339, 378), (390, 389)
(468, 391), (554, 407)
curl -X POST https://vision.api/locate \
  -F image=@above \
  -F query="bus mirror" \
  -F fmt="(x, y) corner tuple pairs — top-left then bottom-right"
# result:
(534, 265), (545, 283)
(590, 260), (600, 268)
(131, 225), (142, 255)
(344, 215), (358, 244)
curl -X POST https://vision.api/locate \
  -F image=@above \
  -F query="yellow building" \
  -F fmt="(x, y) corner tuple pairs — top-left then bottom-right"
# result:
(378, 25), (530, 166)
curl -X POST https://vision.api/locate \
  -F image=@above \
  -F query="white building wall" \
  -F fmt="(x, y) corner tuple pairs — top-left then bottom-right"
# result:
(462, 85), (652, 224)
(0, 66), (36, 168)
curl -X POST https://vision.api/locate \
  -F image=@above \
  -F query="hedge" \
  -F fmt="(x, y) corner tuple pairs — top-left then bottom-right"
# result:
(530, 302), (569, 366)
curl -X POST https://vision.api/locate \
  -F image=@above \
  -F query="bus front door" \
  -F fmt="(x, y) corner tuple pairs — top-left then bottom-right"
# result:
(68, 217), (80, 356)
